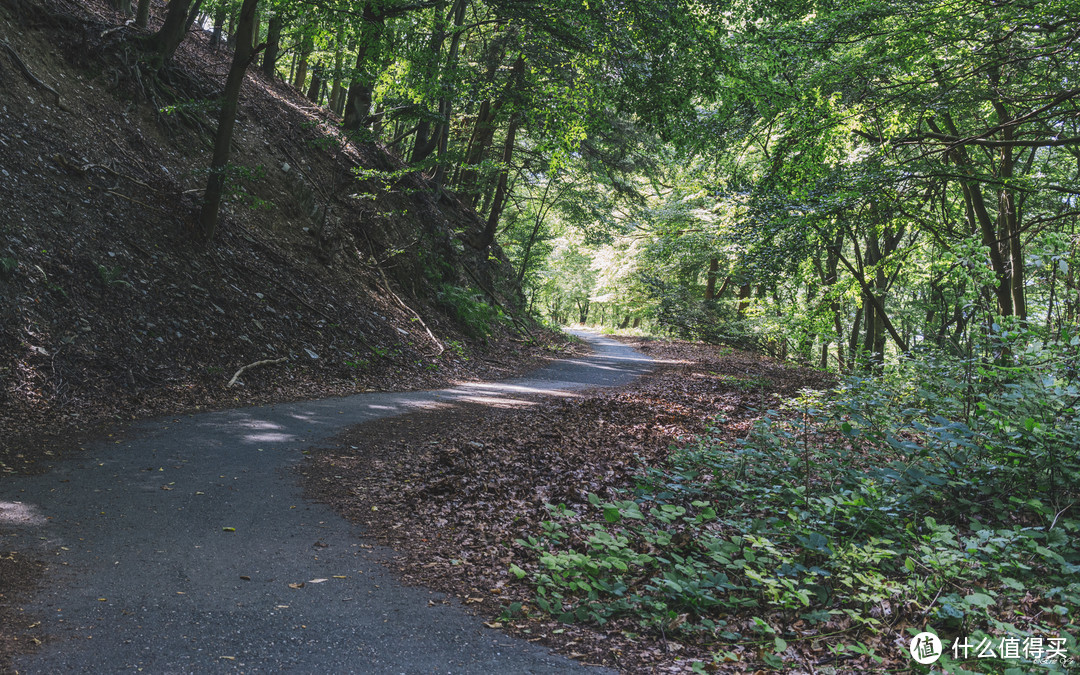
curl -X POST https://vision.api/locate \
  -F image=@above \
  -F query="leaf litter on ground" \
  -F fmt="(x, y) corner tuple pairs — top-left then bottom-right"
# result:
(300, 337), (845, 673)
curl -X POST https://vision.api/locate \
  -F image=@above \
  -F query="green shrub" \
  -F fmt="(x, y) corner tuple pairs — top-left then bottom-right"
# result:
(514, 329), (1079, 671)
(437, 284), (502, 339)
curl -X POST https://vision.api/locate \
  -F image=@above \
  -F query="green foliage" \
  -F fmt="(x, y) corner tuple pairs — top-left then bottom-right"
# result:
(158, 98), (218, 117)
(96, 264), (130, 287)
(0, 256), (17, 281)
(436, 284), (502, 339)
(197, 163), (273, 210)
(515, 333), (1079, 669)
(446, 339), (468, 361)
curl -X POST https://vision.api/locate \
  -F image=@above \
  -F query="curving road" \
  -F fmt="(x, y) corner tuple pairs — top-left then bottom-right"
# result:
(2, 331), (652, 674)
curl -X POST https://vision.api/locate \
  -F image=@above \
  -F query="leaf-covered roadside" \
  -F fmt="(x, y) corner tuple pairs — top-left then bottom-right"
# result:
(301, 335), (1078, 673)
(300, 338), (834, 671)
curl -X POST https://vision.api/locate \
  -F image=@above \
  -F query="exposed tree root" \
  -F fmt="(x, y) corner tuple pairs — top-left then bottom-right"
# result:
(0, 39), (72, 112)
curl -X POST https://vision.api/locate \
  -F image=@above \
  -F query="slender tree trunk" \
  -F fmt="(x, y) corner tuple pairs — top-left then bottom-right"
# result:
(135, 0), (152, 28)
(199, 0), (259, 242)
(306, 63), (322, 102)
(934, 117), (1018, 317)
(209, 3), (226, 47)
(329, 27), (346, 115)
(848, 303), (863, 366)
(470, 113), (520, 250)
(457, 52), (523, 200)
(184, 0), (205, 37)
(737, 283), (751, 317)
(430, 0), (468, 187)
(343, 4), (385, 134)
(517, 178), (556, 285)
(704, 258), (719, 300)
(250, 1), (260, 51)
(293, 34), (312, 90)
(261, 14), (282, 78)
(409, 1), (451, 162)
(457, 99), (494, 201)
(226, 6), (236, 46)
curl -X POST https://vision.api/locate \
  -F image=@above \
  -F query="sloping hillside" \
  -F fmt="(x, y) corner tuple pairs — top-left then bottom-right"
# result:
(0, 0), (574, 472)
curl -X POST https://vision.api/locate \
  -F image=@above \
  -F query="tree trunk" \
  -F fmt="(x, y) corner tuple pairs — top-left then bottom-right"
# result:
(848, 303), (863, 366)
(704, 258), (719, 300)
(261, 15), (282, 78)
(457, 99), (494, 201)
(293, 34), (312, 90)
(145, 0), (194, 64)
(517, 178), (556, 285)
(934, 117), (1021, 318)
(457, 52), (524, 201)
(183, 0), (205, 38)
(110, 0), (133, 18)
(250, 1), (260, 51)
(469, 113), (520, 250)
(737, 283), (752, 317)
(577, 298), (590, 324)
(343, 5), (385, 134)
(199, 0), (259, 242)
(209, 3), (226, 47)
(135, 0), (152, 28)
(409, 1), (452, 163)
(329, 28), (346, 115)
(430, 0), (468, 187)
(306, 63), (322, 102)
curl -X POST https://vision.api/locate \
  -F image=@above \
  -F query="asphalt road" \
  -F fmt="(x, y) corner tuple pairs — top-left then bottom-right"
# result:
(2, 331), (652, 674)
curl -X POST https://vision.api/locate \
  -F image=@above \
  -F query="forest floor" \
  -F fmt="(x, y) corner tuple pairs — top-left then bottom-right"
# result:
(302, 336), (839, 673)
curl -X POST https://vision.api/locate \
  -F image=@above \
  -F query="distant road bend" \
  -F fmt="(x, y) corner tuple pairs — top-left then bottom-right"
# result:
(3, 331), (652, 673)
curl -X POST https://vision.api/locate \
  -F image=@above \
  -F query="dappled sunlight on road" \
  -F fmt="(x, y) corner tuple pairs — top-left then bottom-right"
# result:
(0, 500), (47, 526)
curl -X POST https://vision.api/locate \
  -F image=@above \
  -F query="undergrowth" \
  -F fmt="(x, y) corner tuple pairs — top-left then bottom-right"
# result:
(514, 329), (1079, 672)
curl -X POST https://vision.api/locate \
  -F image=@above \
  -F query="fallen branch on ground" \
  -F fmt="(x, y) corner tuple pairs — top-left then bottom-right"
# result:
(227, 357), (288, 387)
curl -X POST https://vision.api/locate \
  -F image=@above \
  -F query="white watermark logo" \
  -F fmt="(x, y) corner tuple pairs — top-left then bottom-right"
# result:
(909, 632), (943, 664)
(907, 628), (1075, 667)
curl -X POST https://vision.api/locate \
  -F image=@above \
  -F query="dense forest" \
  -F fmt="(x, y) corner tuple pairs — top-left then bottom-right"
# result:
(142, 0), (1080, 363)
(2, 0), (1078, 670)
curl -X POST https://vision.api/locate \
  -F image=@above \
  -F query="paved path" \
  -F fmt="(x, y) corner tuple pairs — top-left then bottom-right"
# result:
(2, 332), (652, 674)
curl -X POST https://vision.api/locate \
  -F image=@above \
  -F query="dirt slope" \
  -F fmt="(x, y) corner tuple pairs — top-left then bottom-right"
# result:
(0, 0), (573, 474)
